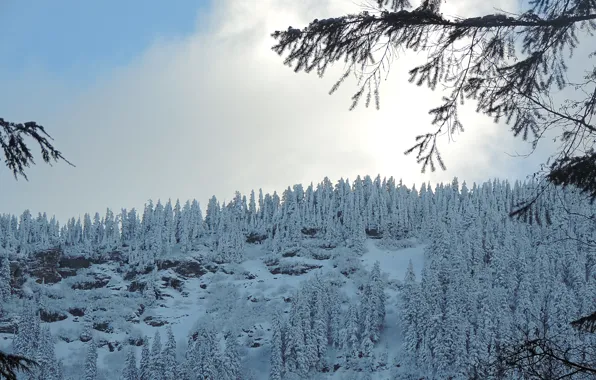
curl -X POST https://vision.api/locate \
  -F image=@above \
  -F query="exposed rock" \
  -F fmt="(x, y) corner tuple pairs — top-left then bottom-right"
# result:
(57, 268), (77, 279)
(365, 228), (382, 239)
(128, 281), (146, 293)
(199, 283), (207, 290)
(39, 310), (68, 323)
(98, 340), (122, 352)
(161, 276), (183, 291)
(30, 249), (63, 284)
(107, 251), (125, 263)
(269, 263), (322, 276)
(93, 322), (113, 333)
(71, 273), (110, 290)
(136, 304), (145, 317)
(9, 261), (26, 291)
(250, 342), (261, 348)
(156, 260), (179, 271)
(128, 337), (144, 346)
(282, 248), (300, 258)
(246, 232), (267, 244)
(301, 227), (319, 237)
(143, 316), (167, 327)
(124, 266), (153, 281)
(0, 321), (16, 334)
(173, 260), (207, 278)
(68, 308), (85, 317)
(59, 256), (92, 270)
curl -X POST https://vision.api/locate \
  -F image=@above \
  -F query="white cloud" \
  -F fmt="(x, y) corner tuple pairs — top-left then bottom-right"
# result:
(2, 0), (554, 222)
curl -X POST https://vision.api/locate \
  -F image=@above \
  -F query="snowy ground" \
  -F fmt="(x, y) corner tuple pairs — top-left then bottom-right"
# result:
(1, 239), (426, 379)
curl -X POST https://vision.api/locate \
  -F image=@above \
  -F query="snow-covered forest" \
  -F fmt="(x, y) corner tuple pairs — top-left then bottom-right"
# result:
(1, 175), (595, 379)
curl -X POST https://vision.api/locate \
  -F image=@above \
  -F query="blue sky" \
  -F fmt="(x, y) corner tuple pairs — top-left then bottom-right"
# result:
(0, 0), (546, 222)
(0, 0), (209, 87)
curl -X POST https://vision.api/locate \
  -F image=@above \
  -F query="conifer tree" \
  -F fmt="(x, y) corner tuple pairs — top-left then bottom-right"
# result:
(84, 340), (98, 380)
(0, 251), (11, 303)
(220, 336), (241, 380)
(122, 347), (138, 380)
(163, 326), (178, 380)
(139, 339), (151, 380)
(269, 313), (284, 380)
(150, 330), (165, 379)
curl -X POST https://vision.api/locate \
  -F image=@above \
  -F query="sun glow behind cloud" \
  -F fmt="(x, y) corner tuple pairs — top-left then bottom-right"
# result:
(0, 0), (552, 222)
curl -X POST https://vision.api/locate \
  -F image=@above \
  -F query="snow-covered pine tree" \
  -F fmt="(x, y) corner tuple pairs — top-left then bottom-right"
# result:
(220, 335), (241, 380)
(269, 312), (284, 380)
(341, 302), (360, 369)
(0, 250), (11, 302)
(122, 346), (139, 380)
(139, 338), (151, 380)
(179, 201), (191, 253)
(163, 199), (175, 256)
(84, 339), (98, 380)
(163, 325), (179, 380)
(12, 302), (40, 359)
(151, 330), (165, 379)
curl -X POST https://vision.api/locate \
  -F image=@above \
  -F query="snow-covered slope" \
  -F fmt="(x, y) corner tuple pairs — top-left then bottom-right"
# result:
(1, 176), (595, 379)
(1, 238), (425, 379)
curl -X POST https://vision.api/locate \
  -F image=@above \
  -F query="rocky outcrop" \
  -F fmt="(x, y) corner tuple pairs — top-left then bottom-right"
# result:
(143, 315), (168, 327)
(40, 309), (68, 323)
(70, 273), (110, 290)
(269, 263), (322, 276)
(68, 307), (85, 317)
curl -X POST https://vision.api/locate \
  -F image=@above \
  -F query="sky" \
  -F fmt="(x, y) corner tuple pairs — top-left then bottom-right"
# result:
(0, 0), (558, 222)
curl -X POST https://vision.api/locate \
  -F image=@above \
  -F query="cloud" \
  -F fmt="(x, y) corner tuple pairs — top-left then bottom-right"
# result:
(1, 0), (556, 222)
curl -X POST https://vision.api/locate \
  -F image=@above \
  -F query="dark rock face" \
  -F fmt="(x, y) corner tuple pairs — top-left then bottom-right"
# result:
(143, 316), (167, 327)
(93, 322), (113, 333)
(269, 263), (322, 276)
(124, 266), (153, 281)
(161, 276), (183, 291)
(39, 310), (68, 323)
(68, 308), (85, 317)
(59, 256), (92, 270)
(246, 232), (267, 244)
(128, 337), (144, 346)
(31, 249), (63, 284)
(282, 249), (299, 258)
(128, 281), (146, 293)
(156, 260), (179, 271)
(71, 273), (110, 290)
(0, 320), (16, 334)
(173, 260), (207, 278)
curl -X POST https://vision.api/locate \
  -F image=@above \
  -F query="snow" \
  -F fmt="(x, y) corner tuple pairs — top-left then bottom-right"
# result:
(13, 238), (424, 379)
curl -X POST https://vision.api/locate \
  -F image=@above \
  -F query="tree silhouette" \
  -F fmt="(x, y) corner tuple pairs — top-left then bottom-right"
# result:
(0, 116), (70, 377)
(271, 0), (595, 193)
(1, 118), (72, 180)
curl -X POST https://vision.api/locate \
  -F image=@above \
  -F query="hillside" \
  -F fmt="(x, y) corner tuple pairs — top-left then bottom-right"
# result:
(1, 176), (595, 379)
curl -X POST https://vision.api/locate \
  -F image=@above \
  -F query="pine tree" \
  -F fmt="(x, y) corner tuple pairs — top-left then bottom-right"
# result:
(84, 340), (98, 380)
(163, 326), (178, 380)
(139, 339), (151, 380)
(342, 302), (360, 369)
(34, 327), (59, 380)
(12, 302), (40, 359)
(122, 346), (139, 380)
(269, 313), (284, 380)
(220, 336), (241, 380)
(151, 330), (165, 379)
(0, 251), (11, 302)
